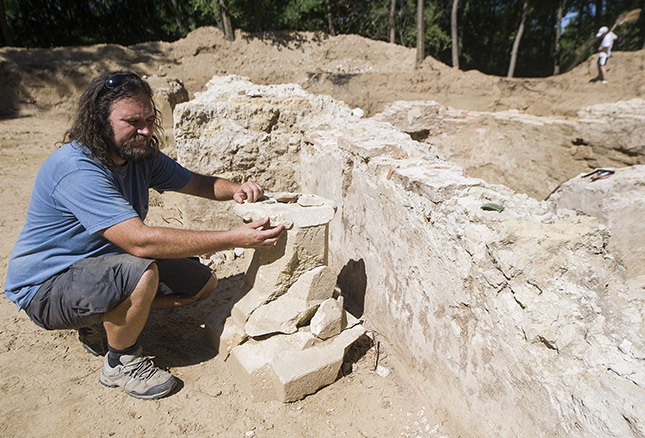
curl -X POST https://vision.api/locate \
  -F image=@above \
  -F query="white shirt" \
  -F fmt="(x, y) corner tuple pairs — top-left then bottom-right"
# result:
(600, 31), (618, 55)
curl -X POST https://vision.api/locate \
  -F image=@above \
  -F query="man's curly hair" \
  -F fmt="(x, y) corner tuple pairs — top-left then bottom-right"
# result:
(64, 71), (163, 170)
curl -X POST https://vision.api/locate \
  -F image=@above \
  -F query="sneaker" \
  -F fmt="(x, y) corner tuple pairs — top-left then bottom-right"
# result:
(99, 346), (177, 400)
(602, 80), (608, 84)
(78, 325), (108, 356)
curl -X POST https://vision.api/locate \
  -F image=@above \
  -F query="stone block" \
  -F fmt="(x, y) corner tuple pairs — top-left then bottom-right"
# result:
(244, 266), (337, 337)
(228, 325), (366, 402)
(244, 295), (317, 337)
(549, 165), (645, 286)
(230, 196), (336, 325)
(285, 265), (337, 303)
(204, 305), (247, 358)
(310, 298), (345, 340)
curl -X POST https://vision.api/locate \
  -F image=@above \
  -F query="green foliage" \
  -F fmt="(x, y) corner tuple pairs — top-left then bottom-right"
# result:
(280, 0), (327, 30)
(4, 0), (182, 47)
(397, 0), (450, 56)
(183, 0), (221, 33)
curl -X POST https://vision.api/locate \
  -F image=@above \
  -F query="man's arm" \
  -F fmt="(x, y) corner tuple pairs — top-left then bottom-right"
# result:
(177, 172), (264, 203)
(99, 216), (283, 259)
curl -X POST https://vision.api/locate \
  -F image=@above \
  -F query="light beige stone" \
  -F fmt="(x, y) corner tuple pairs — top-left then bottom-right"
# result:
(244, 266), (337, 337)
(228, 325), (366, 402)
(230, 197), (336, 326)
(147, 75), (189, 159)
(234, 193), (337, 228)
(204, 305), (247, 359)
(549, 165), (645, 287)
(373, 99), (645, 200)
(310, 298), (345, 340)
(244, 295), (316, 337)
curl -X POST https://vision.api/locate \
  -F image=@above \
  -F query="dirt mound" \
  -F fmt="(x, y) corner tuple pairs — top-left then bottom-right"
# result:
(1, 26), (643, 118)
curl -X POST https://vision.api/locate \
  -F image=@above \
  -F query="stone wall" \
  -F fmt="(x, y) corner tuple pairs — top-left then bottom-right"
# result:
(549, 165), (645, 288)
(174, 76), (645, 438)
(372, 99), (645, 200)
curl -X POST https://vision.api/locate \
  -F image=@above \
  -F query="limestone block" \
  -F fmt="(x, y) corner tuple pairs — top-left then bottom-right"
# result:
(575, 99), (645, 163)
(286, 265), (337, 303)
(148, 75), (189, 127)
(228, 325), (366, 402)
(230, 225), (329, 326)
(230, 195), (337, 326)
(204, 305), (247, 358)
(310, 298), (345, 340)
(234, 193), (337, 228)
(244, 298), (316, 338)
(244, 266), (337, 337)
(147, 75), (189, 159)
(549, 165), (645, 286)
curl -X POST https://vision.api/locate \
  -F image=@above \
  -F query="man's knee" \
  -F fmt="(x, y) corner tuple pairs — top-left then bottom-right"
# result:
(132, 262), (160, 300)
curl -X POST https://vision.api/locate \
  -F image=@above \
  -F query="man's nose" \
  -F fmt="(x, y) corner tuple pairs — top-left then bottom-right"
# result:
(137, 123), (152, 136)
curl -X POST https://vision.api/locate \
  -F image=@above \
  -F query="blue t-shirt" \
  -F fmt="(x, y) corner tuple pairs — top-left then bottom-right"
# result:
(4, 141), (192, 310)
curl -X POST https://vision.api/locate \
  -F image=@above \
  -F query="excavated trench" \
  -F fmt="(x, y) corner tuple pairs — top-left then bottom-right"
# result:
(171, 76), (645, 438)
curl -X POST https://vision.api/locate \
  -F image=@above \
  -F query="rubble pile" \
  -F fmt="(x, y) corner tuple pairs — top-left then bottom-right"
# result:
(205, 193), (365, 402)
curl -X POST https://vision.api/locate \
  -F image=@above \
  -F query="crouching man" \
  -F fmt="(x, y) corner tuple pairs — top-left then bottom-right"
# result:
(4, 72), (284, 400)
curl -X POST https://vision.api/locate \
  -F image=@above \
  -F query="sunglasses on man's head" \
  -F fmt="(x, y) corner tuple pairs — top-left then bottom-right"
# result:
(102, 73), (138, 92)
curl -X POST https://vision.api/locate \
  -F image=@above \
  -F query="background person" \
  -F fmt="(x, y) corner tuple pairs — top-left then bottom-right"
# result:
(4, 72), (284, 400)
(596, 26), (618, 84)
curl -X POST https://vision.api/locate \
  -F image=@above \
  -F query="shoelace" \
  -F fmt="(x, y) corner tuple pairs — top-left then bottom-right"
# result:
(122, 356), (159, 380)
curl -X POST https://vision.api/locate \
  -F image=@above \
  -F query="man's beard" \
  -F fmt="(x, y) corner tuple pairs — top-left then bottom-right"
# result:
(116, 134), (156, 164)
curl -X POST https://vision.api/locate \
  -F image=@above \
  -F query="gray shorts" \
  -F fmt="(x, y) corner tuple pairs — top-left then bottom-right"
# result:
(24, 254), (213, 330)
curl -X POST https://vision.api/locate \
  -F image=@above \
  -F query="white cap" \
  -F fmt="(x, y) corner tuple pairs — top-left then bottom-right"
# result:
(596, 26), (609, 37)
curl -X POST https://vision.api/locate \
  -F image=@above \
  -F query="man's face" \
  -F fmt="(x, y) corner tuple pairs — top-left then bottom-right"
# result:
(108, 95), (156, 165)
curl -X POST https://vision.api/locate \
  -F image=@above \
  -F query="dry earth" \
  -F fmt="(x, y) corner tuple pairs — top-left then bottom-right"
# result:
(0, 27), (643, 438)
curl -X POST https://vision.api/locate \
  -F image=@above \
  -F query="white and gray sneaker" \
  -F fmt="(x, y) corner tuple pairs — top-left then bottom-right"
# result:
(99, 346), (177, 400)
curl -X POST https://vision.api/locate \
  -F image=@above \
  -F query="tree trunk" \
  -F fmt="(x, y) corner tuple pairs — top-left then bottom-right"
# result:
(416, 0), (424, 64)
(553, 0), (563, 75)
(326, 0), (335, 35)
(389, 0), (397, 43)
(595, 0), (603, 32)
(169, 0), (185, 33)
(636, 0), (645, 50)
(507, 0), (528, 78)
(451, 0), (459, 68)
(254, 0), (262, 32)
(0, 0), (12, 46)
(219, 0), (234, 41)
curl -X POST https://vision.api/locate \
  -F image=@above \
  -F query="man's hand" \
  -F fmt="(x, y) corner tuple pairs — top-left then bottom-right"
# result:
(234, 181), (264, 203)
(233, 217), (284, 247)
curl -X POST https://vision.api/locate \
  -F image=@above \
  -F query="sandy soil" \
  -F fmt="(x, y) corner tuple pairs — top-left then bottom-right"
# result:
(0, 27), (643, 438)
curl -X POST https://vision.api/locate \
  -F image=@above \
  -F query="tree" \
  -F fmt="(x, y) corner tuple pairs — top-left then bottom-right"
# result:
(553, 0), (563, 74)
(417, 0), (424, 63)
(219, 0), (235, 40)
(595, 0), (603, 31)
(326, 0), (335, 35)
(507, 0), (529, 78)
(169, 0), (186, 33)
(389, 0), (397, 43)
(451, 0), (459, 68)
(253, 0), (262, 31)
(0, 0), (12, 46)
